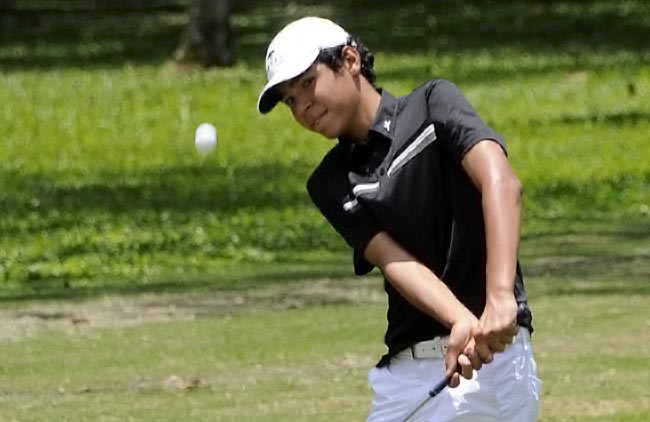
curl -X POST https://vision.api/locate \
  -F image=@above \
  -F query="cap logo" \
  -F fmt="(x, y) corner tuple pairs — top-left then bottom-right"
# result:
(266, 49), (277, 74)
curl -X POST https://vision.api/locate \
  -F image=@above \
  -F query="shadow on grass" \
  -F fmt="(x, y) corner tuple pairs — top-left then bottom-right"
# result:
(525, 252), (650, 279)
(1, 161), (313, 227)
(2, 218), (648, 302)
(1, 163), (648, 303)
(522, 215), (650, 240)
(540, 282), (650, 297)
(522, 172), (650, 219)
(521, 219), (650, 296)
(3, 167), (648, 236)
(557, 110), (650, 126)
(1, 0), (649, 72)
(527, 110), (650, 127)
(0, 257), (356, 302)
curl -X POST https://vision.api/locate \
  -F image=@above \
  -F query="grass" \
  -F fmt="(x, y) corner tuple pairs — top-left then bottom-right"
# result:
(0, 304), (382, 421)
(1, 1), (649, 294)
(1, 45), (649, 294)
(1, 228), (649, 421)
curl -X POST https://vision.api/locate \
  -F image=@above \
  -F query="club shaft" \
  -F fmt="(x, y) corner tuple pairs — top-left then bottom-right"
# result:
(401, 378), (448, 421)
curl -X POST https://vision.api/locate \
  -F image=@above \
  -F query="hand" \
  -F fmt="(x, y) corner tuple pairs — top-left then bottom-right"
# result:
(474, 292), (518, 364)
(445, 316), (480, 387)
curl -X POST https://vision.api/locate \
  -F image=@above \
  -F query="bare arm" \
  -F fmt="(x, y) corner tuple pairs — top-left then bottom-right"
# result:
(461, 140), (522, 361)
(364, 231), (480, 385)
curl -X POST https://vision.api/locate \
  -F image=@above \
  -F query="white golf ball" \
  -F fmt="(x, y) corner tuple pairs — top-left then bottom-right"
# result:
(195, 123), (217, 155)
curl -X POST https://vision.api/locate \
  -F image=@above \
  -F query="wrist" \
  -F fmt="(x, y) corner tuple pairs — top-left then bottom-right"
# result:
(486, 290), (516, 309)
(487, 287), (514, 298)
(486, 278), (515, 299)
(451, 311), (478, 327)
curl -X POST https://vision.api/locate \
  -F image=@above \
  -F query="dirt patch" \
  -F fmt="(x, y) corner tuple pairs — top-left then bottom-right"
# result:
(0, 277), (384, 342)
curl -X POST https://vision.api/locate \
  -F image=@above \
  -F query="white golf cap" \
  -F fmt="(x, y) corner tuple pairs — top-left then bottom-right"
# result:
(257, 17), (349, 114)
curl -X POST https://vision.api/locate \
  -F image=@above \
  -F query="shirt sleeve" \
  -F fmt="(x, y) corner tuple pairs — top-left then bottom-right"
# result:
(426, 79), (507, 163)
(307, 153), (380, 276)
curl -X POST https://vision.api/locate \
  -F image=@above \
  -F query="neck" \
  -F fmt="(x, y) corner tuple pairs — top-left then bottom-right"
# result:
(346, 82), (382, 142)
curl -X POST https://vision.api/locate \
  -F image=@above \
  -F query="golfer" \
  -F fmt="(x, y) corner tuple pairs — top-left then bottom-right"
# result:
(257, 17), (540, 421)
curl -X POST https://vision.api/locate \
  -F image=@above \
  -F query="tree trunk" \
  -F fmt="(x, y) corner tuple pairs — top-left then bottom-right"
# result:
(174, 0), (234, 67)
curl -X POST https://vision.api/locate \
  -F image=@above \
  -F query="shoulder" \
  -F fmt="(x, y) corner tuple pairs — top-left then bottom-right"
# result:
(387, 79), (454, 142)
(418, 78), (466, 106)
(416, 78), (481, 126)
(394, 79), (460, 120)
(405, 78), (458, 99)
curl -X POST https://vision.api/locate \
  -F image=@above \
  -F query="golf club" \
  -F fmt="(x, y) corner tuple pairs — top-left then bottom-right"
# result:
(401, 377), (448, 421)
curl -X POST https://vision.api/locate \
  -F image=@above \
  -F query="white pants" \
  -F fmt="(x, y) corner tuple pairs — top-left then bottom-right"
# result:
(367, 328), (541, 422)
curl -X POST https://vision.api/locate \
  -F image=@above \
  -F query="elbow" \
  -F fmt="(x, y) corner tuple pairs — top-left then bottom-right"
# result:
(511, 177), (523, 201)
(382, 260), (405, 281)
(488, 175), (523, 204)
(506, 177), (523, 205)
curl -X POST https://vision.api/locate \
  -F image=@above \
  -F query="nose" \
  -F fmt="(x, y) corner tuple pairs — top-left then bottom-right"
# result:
(293, 91), (312, 117)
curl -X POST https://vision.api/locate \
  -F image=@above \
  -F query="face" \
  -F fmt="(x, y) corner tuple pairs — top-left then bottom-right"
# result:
(277, 48), (362, 139)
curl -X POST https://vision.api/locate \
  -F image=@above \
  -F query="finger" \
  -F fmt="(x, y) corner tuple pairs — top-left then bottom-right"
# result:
(458, 353), (474, 380)
(445, 329), (470, 378)
(487, 337), (507, 353)
(478, 317), (517, 335)
(510, 325), (519, 337)
(445, 350), (460, 381)
(474, 342), (494, 364)
(449, 372), (460, 388)
(498, 333), (517, 347)
(489, 343), (506, 353)
(501, 327), (518, 342)
(464, 346), (483, 371)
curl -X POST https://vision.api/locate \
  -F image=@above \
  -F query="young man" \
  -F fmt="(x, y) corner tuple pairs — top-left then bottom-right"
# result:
(258, 17), (540, 421)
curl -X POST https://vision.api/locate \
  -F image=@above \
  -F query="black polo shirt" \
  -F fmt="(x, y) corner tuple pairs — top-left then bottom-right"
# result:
(307, 79), (533, 365)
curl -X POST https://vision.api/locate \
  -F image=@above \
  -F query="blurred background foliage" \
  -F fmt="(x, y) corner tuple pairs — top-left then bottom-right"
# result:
(1, 0), (649, 68)
(0, 0), (648, 298)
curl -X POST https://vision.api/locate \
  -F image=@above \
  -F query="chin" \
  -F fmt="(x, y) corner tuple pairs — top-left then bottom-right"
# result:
(313, 126), (339, 139)
(321, 131), (339, 140)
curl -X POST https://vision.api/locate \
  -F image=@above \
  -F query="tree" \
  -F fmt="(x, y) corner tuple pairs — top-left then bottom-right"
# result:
(173, 0), (234, 67)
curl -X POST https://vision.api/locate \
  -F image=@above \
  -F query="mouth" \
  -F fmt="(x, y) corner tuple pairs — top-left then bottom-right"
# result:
(311, 111), (326, 130)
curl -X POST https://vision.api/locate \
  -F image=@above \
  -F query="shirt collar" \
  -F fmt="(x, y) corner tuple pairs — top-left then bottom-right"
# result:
(367, 89), (398, 140)
(338, 89), (398, 151)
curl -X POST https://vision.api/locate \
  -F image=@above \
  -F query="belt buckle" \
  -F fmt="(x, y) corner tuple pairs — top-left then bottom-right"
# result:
(411, 337), (447, 359)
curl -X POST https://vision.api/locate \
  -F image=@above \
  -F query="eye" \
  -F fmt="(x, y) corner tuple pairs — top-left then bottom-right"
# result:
(283, 97), (294, 107)
(303, 77), (313, 88)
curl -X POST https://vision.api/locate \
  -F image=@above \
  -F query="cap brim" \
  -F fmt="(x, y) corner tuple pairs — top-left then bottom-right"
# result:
(257, 85), (282, 115)
(257, 50), (320, 114)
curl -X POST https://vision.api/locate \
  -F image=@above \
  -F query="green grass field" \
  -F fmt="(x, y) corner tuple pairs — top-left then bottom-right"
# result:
(1, 1), (649, 420)
(1, 235), (649, 421)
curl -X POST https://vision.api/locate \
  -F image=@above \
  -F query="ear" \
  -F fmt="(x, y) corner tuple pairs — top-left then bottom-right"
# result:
(341, 46), (362, 75)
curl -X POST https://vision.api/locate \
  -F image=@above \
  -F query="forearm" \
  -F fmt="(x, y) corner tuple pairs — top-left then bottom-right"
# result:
(482, 177), (522, 297)
(384, 259), (477, 328)
(461, 140), (523, 299)
(365, 231), (475, 328)
(364, 231), (481, 383)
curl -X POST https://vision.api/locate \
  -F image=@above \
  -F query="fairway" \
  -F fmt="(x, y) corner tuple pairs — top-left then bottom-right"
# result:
(1, 1), (650, 421)
(1, 227), (649, 421)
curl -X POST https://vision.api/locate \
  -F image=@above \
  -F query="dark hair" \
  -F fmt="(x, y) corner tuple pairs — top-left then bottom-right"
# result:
(317, 36), (377, 87)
